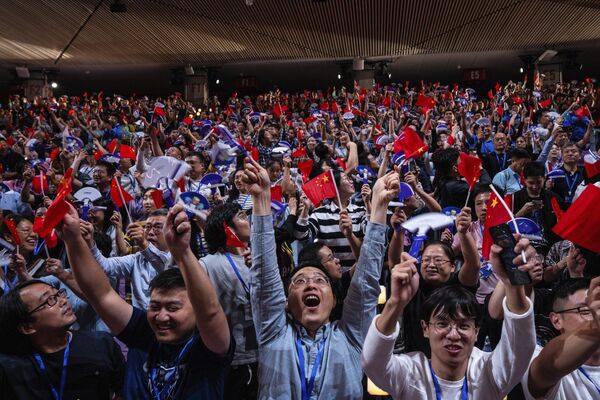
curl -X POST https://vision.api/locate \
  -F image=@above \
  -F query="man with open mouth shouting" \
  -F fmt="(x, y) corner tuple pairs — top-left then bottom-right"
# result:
(241, 156), (399, 399)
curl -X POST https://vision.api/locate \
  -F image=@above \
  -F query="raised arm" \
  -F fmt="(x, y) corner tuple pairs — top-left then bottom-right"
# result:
(58, 204), (133, 335)
(163, 204), (230, 355)
(526, 276), (600, 398)
(339, 171), (399, 347)
(455, 207), (480, 287)
(242, 157), (287, 344)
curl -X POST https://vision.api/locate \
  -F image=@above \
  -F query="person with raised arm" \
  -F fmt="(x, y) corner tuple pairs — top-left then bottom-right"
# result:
(362, 236), (537, 399)
(58, 203), (233, 399)
(242, 156), (398, 399)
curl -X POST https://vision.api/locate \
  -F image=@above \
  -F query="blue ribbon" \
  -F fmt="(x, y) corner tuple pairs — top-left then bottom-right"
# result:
(495, 153), (507, 171)
(565, 171), (580, 202)
(296, 333), (327, 400)
(578, 367), (600, 395)
(428, 360), (468, 400)
(225, 252), (250, 296)
(33, 333), (71, 400)
(150, 335), (197, 400)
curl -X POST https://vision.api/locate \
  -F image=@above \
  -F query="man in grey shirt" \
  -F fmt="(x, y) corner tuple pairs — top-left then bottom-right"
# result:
(241, 157), (399, 399)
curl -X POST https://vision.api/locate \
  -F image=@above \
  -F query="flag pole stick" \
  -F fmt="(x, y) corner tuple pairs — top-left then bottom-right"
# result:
(463, 189), (472, 209)
(40, 174), (45, 197)
(114, 178), (133, 223)
(330, 170), (344, 211)
(489, 185), (527, 263)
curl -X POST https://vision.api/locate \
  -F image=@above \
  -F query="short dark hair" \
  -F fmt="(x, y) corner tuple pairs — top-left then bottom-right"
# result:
(1, 214), (32, 242)
(561, 141), (581, 152)
(148, 208), (167, 218)
(423, 240), (456, 264)
(432, 148), (460, 178)
(283, 264), (333, 295)
(0, 280), (54, 355)
(512, 148), (532, 161)
(298, 242), (327, 269)
(523, 161), (545, 178)
(149, 268), (186, 293)
(95, 160), (116, 176)
(422, 285), (482, 326)
(204, 203), (241, 253)
(472, 185), (492, 201)
(552, 278), (590, 311)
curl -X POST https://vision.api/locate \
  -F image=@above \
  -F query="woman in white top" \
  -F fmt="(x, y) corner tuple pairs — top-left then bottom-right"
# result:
(362, 237), (538, 399)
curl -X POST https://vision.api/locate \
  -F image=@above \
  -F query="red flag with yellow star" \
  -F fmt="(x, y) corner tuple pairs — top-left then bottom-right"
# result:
(301, 170), (337, 207)
(393, 126), (429, 160)
(482, 189), (513, 259)
(458, 152), (482, 190)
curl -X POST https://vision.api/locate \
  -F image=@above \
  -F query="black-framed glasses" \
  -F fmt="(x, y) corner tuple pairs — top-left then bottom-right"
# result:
(28, 289), (67, 315)
(428, 319), (477, 335)
(553, 306), (593, 319)
(290, 274), (330, 288)
(144, 224), (164, 232)
(421, 257), (451, 266)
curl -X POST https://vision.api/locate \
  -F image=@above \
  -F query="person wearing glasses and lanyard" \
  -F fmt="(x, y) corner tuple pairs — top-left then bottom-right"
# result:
(199, 203), (258, 400)
(521, 277), (600, 400)
(362, 236), (537, 399)
(242, 156), (399, 399)
(0, 280), (125, 399)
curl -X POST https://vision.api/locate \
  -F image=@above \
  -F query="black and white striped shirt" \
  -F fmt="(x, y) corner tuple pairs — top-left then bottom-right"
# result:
(295, 201), (367, 270)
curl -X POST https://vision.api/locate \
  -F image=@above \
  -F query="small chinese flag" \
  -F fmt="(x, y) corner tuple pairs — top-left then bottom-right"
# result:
(482, 190), (513, 259)
(539, 98), (552, 109)
(34, 168), (73, 238)
(223, 222), (247, 248)
(552, 184), (600, 253)
(150, 189), (163, 209)
(416, 94), (435, 110)
(301, 170), (337, 207)
(270, 185), (283, 202)
(110, 178), (134, 209)
(458, 152), (482, 190)
(393, 126), (429, 160)
(297, 159), (314, 183)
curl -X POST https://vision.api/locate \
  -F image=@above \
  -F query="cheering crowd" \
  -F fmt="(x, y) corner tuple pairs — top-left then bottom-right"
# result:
(0, 77), (598, 399)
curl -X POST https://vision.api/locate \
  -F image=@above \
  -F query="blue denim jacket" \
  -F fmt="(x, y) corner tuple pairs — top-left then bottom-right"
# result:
(250, 215), (386, 399)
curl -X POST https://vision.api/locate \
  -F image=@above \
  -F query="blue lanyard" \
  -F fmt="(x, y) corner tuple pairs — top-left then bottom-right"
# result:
(34, 239), (46, 257)
(565, 171), (580, 197)
(150, 335), (197, 400)
(495, 153), (506, 170)
(241, 194), (250, 209)
(296, 333), (327, 400)
(3, 263), (18, 293)
(225, 252), (250, 296)
(428, 360), (468, 400)
(33, 333), (71, 400)
(578, 367), (600, 395)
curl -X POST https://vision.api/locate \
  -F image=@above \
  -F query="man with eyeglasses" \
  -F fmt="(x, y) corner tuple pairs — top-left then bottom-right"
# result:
(522, 277), (600, 399)
(362, 235), (537, 398)
(482, 132), (513, 178)
(241, 157), (399, 399)
(82, 208), (174, 309)
(0, 280), (125, 399)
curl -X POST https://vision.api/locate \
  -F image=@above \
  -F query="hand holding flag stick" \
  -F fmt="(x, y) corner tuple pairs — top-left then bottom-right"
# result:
(487, 185), (527, 264)
(457, 152), (482, 208)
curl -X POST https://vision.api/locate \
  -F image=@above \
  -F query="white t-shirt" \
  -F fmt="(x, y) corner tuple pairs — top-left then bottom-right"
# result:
(522, 345), (600, 400)
(362, 298), (536, 399)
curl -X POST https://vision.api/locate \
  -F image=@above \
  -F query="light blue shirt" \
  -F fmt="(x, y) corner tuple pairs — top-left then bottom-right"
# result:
(492, 167), (523, 195)
(250, 214), (387, 399)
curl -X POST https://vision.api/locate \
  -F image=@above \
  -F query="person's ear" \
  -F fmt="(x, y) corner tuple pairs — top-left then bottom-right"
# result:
(420, 320), (430, 339)
(549, 312), (562, 331)
(18, 322), (36, 336)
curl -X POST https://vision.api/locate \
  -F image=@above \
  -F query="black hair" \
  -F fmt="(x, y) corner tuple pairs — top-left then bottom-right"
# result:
(314, 142), (330, 160)
(95, 160), (116, 177)
(91, 197), (116, 234)
(204, 203), (241, 253)
(282, 264), (333, 296)
(148, 268), (186, 293)
(266, 159), (283, 170)
(422, 285), (482, 327)
(552, 278), (591, 311)
(0, 280), (54, 355)
(148, 208), (168, 218)
(227, 168), (245, 201)
(472, 185), (492, 201)
(423, 240), (456, 264)
(298, 242), (327, 269)
(0, 214), (33, 243)
(432, 148), (460, 178)
(512, 148), (532, 161)
(523, 161), (545, 178)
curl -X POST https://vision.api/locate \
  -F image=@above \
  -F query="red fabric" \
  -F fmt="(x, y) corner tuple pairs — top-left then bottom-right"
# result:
(552, 184), (600, 253)
(223, 222), (247, 248)
(497, 104), (504, 117)
(336, 158), (346, 171)
(107, 139), (118, 153)
(251, 147), (259, 161)
(458, 152), (482, 190)
(33, 216), (59, 248)
(539, 99), (552, 109)
(331, 102), (339, 113)
(272, 102), (287, 119)
(482, 190), (513, 259)
(176, 178), (186, 193)
(50, 148), (60, 162)
(416, 94), (435, 110)
(3, 218), (20, 246)
(320, 102), (329, 112)
(150, 189), (163, 209)
(183, 116), (193, 125)
(110, 178), (134, 209)
(31, 174), (49, 195)
(393, 126), (429, 159)
(153, 105), (166, 117)
(512, 96), (523, 105)
(119, 144), (137, 161)
(584, 156), (600, 180)
(495, 83), (502, 93)
(301, 170), (337, 207)
(291, 147), (307, 158)
(270, 185), (283, 202)
(297, 159), (314, 183)
(574, 106), (590, 120)
(550, 196), (564, 223)
(35, 168), (73, 238)
(487, 90), (493, 100)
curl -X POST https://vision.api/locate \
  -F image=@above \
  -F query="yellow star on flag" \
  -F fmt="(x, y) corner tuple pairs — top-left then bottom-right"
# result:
(491, 197), (498, 208)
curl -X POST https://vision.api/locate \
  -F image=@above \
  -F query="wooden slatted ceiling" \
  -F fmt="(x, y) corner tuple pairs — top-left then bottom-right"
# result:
(0, 0), (599, 66)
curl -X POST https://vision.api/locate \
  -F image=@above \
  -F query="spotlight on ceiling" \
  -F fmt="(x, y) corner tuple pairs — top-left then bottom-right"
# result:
(110, 0), (127, 13)
(337, 74), (342, 80)
(388, 73), (392, 79)
(519, 67), (524, 73)
(215, 79), (220, 85)
(50, 82), (58, 89)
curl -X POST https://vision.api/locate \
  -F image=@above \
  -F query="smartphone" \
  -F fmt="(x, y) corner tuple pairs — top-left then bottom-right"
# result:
(488, 224), (532, 286)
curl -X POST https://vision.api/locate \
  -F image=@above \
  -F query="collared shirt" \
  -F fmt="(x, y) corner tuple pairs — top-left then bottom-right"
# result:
(91, 243), (173, 309)
(250, 215), (387, 399)
(492, 167), (522, 195)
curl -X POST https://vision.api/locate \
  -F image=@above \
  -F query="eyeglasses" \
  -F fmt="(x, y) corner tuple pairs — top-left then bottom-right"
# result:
(290, 274), (330, 288)
(554, 306), (593, 319)
(322, 253), (337, 263)
(429, 319), (476, 335)
(144, 224), (164, 232)
(421, 257), (451, 266)
(28, 289), (68, 314)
